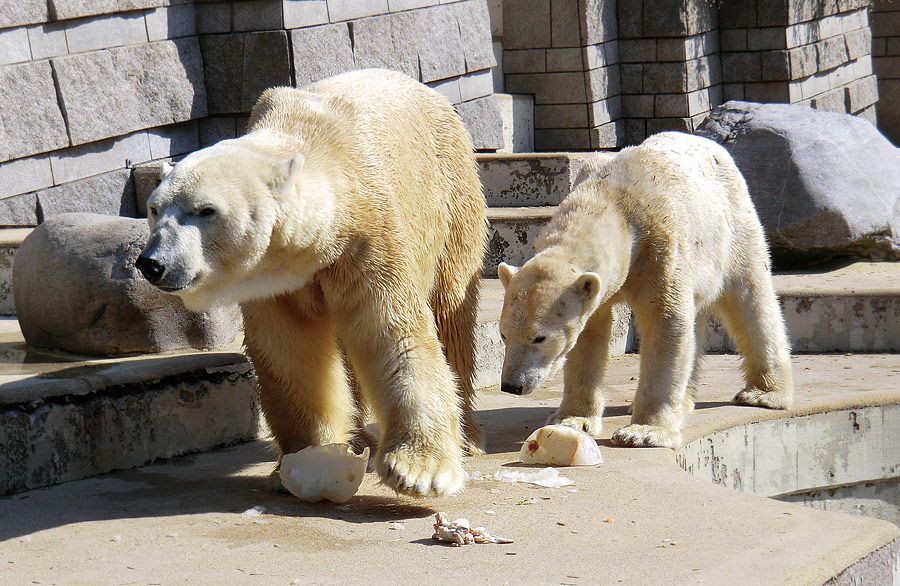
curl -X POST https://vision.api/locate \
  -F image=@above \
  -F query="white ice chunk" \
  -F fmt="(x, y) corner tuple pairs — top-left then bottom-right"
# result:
(518, 425), (603, 466)
(280, 444), (369, 503)
(242, 505), (266, 518)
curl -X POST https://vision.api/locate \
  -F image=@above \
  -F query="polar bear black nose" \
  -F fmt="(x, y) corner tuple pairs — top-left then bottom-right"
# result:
(135, 254), (165, 283)
(501, 383), (526, 395)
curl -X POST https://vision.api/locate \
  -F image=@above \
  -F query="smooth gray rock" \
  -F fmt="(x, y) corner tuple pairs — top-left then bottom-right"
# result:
(13, 214), (240, 356)
(51, 39), (206, 145)
(696, 101), (900, 265)
(0, 61), (69, 162)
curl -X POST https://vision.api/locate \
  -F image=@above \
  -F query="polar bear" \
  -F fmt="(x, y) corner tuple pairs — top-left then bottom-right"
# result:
(497, 132), (793, 449)
(135, 69), (487, 497)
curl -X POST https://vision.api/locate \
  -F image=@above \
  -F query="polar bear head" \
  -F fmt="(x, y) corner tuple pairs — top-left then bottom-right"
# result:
(136, 137), (330, 311)
(497, 258), (602, 395)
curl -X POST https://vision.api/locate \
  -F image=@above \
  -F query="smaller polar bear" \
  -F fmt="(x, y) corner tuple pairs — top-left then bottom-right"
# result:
(498, 132), (793, 448)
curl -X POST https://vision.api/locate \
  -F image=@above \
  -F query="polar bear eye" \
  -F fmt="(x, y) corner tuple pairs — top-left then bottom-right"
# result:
(149, 206), (158, 217)
(533, 336), (546, 344)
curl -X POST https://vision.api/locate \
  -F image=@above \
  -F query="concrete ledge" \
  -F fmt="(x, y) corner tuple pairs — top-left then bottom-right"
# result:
(0, 322), (257, 495)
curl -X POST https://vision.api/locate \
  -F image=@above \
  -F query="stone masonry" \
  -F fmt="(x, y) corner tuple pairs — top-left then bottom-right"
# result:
(500, 0), (887, 150)
(718, 0), (878, 124)
(873, 0), (900, 144)
(0, 0), (501, 227)
(503, 0), (622, 150)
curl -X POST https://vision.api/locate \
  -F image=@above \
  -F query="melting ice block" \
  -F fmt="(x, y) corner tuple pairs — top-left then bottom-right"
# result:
(280, 444), (369, 503)
(518, 424), (603, 466)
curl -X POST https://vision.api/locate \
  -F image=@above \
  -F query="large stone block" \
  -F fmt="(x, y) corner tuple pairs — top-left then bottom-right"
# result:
(505, 72), (587, 104)
(37, 169), (137, 219)
(350, 13), (419, 80)
(642, 61), (688, 93)
(696, 101), (900, 265)
(147, 121), (200, 160)
(845, 75), (878, 112)
(292, 24), (355, 86)
(0, 155), (54, 200)
(503, 0), (551, 49)
(416, 5), (468, 82)
(233, 0), (283, 32)
(581, 0), (617, 44)
(0, 195), (38, 227)
(199, 34), (243, 114)
(27, 22), (68, 60)
(48, 0), (183, 21)
(0, 0), (47, 28)
(551, 0), (580, 47)
(283, 0), (328, 28)
(14, 213), (241, 356)
(242, 32), (291, 110)
(456, 0), (496, 72)
(0, 61), (69, 163)
(0, 28), (32, 66)
(49, 132), (151, 185)
(64, 12), (148, 54)
(52, 39), (206, 145)
(457, 96), (504, 150)
(816, 35), (850, 71)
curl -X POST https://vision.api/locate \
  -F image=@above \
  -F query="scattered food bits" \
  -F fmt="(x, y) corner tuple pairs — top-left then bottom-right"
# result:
(388, 522), (405, 530)
(279, 444), (369, 503)
(431, 512), (513, 546)
(518, 425), (603, 466)
(603, 518), (612, 523)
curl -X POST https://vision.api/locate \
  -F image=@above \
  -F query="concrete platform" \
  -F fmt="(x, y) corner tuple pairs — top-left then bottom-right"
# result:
(1, 353), (898, 585)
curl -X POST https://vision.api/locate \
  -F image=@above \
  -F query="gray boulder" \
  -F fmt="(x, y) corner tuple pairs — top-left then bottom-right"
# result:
(695, 101), (900, 266)
(13, 213), (240, 356)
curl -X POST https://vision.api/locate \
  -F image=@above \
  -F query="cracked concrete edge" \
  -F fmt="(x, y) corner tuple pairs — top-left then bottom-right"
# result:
(783, 532), (900, 586)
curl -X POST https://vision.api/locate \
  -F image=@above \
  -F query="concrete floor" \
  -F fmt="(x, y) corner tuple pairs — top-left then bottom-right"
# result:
(2, 353), (899, 586)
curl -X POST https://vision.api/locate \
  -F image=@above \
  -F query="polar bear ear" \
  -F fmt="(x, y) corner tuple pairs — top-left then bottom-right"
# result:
(572, 272), (602, 306)
(159, 161), (174, 180)
(272, 153), (305, 199)
(497, 262), (520, 289)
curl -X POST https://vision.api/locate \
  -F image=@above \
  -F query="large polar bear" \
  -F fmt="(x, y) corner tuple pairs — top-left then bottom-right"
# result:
(135, 69), (487, 497)
(497, 132), (793, 448)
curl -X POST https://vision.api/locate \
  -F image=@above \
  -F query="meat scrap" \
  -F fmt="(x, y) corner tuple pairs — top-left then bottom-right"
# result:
(431, 512), (514, 546)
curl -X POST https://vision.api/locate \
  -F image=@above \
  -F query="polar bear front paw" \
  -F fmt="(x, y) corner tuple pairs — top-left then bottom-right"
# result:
(377, 447), (465, 498)
(733, 388), (792, 410)
(611, 424), (681, 449)
(546, 413), (603, 436)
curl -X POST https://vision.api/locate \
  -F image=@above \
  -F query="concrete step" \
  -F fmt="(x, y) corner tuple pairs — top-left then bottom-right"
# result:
(484, 206), (554, 277)
(1, 353), (898, 585)
(0, 318), (257, 496)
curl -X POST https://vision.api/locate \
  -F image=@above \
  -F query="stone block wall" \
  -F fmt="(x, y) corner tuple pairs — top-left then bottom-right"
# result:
(617, 0), (721, 146)
(503, 0), (623, 150)
(0, 0), (500, 227)
(501, 0), (885, 150)
(873, 0), (900, 144)
(718, 0), (877, 124)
